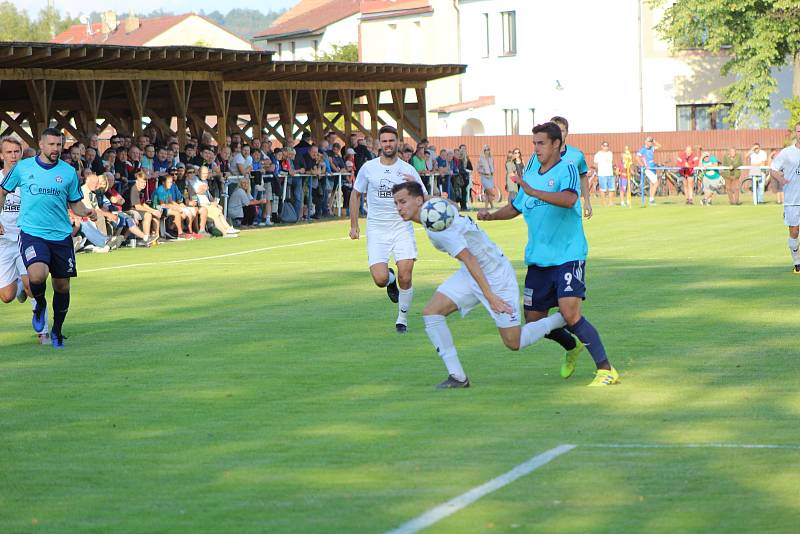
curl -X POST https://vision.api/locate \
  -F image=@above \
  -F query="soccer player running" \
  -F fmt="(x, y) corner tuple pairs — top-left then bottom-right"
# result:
(349, 125), (427, 333)
(479, 122), (619, 386)
(0, 128), (97, 348)
(392, 182), (568, 388)
(539, 116), (593, 218)
(769, 121), (800, 273)
(0, 136), (50, 343)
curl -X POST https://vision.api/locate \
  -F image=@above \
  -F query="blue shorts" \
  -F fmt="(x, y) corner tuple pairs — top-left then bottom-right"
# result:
(523, 260), (586, 311)
(598, 176), (615, 192)
(18, 231), (77, 278)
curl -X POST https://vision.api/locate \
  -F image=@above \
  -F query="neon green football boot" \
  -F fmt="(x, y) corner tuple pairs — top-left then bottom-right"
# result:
(587, 367), (620, 387)
(560, 340), (584, 379)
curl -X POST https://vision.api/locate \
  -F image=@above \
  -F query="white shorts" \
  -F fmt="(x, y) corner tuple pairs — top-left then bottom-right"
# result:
(784, 205), (800, 227)
(181, 206), (195, 217)
(0, 238), (26, 288)
(366, 222), (417, 267)
(644, 169), (658, 184)
(436, 259), (521, 329)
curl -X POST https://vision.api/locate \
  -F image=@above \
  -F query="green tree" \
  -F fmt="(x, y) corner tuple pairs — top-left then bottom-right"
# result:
(652, 0), (800, 127)
(316, 43), (358, 62)
(0, 2), (34, 40)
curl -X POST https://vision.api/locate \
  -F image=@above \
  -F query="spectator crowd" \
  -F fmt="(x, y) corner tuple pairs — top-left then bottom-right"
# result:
(1, 128), (786, 256)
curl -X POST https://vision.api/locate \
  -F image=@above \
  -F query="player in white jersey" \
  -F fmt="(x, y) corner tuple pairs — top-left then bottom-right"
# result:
(769, 121), (800, 273)
(349, 125), (427, 333)
(392, 181), (568, 388)
(0, 136), (49, 343)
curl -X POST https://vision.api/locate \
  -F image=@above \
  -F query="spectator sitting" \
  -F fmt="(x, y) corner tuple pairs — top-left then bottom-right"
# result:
(96, 174), (156, 247)
(141, 144), (155, 174)
(152, 173), (193, 238)
(228, 178), (269, 228)
(191, 166), (239, 237)
(85, 146), (104, 175)
(152, 146), (171, 177)
(127, 170), (161, 238)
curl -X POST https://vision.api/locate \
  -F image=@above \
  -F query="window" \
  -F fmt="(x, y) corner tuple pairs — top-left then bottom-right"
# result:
(504, 109), (519, 135)
(290, 41), (296, 60)
(277, 43), (282, 59)
(481, 13), (489, 58)
(530, 108), (535, 127)
(501, 11), (516, 56)
(676, 104), (732, 130)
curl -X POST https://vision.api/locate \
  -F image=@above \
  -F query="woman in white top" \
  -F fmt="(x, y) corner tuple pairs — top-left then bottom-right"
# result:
(477, 145), (496, 209)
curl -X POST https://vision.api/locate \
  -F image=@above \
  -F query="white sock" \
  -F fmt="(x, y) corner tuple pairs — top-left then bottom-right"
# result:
(423, 314), (466, 381)
(387, 269), (396, 285)
(789, 237), (800, 264)
(397, 287), (413, 325)
(15, 279), (25, 299)
(31, 298), (48, 334)
(520, 312), (567, 349)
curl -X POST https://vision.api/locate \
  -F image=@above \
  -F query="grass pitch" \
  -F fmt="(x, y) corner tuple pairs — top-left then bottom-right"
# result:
(1, 198), (799, 533)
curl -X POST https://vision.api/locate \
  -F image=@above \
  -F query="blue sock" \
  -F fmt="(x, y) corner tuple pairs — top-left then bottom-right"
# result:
(567, 317), (608, 367)
(545, 327), (577, 351)
(52, 290), (70, 336)
(29, 280), (47, 312)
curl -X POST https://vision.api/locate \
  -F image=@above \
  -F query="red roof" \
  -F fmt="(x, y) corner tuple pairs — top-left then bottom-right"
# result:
(52, 14), (247, 47)
(430, 96), (495, 114)
(360, 0), (431, 14)
(254, 0), (360, 39)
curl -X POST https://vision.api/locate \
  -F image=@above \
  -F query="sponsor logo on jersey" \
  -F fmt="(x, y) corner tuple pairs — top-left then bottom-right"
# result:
(27, 185), (62, 197)
(378, 178), (394, 198)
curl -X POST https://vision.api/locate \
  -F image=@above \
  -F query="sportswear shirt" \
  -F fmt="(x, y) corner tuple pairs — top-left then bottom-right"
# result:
(427, 214), (505, 274)
(770, 145), (800, 205)
(354, 158), (427, 226)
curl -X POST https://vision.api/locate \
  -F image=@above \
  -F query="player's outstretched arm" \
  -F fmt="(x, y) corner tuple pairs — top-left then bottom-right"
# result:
(516, 179), (578, 209)
(456, 249), (513, 315)
(348, 190), (361, 239)
(770, 169), (788, 187)
(580, 174), (593, 219)
(0, 188), (6, 235)
(477, 202), (519, 221)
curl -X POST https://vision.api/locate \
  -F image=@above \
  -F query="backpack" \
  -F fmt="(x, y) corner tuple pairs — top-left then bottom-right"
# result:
(279, 200), (298, 223)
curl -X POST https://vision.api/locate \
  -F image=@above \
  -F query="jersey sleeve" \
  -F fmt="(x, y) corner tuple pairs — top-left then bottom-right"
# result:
(66, 170), (83, 202)
(770, 150), (786, 172)
(577, 152), (589, 175)
(511, 185), (526, 212)
(353, 164), (368, 193)
(0, 165), (20, 193)
(559, 164), (580, 195)
(428, 226), (467, 258)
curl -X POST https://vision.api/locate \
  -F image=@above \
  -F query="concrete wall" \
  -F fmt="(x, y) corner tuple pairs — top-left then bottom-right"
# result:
(147, 16), (254, 50)
(265, 14), (359, 61)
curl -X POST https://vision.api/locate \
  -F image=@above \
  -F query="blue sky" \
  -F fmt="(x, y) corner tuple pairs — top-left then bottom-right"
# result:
(20, 0), (298, 17)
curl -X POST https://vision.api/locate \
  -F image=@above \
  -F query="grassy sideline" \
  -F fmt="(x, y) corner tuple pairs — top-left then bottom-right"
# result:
(1, 199), (799, 533)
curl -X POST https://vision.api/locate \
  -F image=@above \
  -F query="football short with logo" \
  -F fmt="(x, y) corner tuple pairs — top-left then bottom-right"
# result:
(366, 221), (417, 267)
(436, 258), (521, 329)
(0, 239), (26, 287)
(523, 260), (586, 311)
(18, 230), (77, 278)
(784, 205), (800, 227)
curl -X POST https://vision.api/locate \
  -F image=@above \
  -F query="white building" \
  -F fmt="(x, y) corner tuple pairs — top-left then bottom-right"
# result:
(252, 0), (361, 60)
(434, 0), (793, 135)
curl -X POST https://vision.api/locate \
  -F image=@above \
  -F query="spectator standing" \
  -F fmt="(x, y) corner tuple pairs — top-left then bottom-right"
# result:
(621, 146), (633, 206)
(505, 150), (519, 203)
(700, 151), (723, 205)
(676, 144), (700, 204)
(477, 144), (496, 209)
(722, 147), (742, 205)
(593, 141), (615, 207)
(748, 143), (768, 203)
(637, 136), (661, 205)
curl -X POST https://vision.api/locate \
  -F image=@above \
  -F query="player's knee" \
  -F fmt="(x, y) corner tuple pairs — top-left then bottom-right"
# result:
(422, 303), (440, 316)
(503, 338), (520, 351)
(397, 272), (412, 287)
(0, 292), (14, 303)
(563, 311), (582, 327)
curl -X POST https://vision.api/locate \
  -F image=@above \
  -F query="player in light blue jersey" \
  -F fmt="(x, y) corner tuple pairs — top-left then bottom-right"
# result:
(0, 128), (97, 349)
(524, 116), (593, 219)
(479, 122), (619, 386)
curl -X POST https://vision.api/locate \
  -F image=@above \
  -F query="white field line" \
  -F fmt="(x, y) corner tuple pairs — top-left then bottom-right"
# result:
(584, 443), (800, 450)
(384, 444), (576, 534)
(81, 237), (349, 274)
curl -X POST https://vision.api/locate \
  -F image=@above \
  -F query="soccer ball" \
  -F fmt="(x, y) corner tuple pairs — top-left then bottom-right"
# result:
(420, 198), (458, 232)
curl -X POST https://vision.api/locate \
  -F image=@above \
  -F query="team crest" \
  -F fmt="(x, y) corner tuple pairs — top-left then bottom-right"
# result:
(55, 176), (63, 183)
(548, 179), (555, 187)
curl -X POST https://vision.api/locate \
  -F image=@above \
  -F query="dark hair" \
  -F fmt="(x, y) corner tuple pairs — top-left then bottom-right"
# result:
(403, 147), (414, 154)
(40, 127), (62, 139)
(185, 143), (196, 150)
(378, 125), (398, 138)
(332, 142), (341, 150)
(550, 116), (568, 131)
(532, 122), (563, 146)
(418, 137), (429, 145)
(392, 180), (424, 198)
(157, 175), (167, 186)
(115, 146), (127, 155)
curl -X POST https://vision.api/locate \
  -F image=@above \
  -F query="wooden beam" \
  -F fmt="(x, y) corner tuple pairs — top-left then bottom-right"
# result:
(278, 89), (298, 144)
(224, 80), (425, 91)
(169, 80), (193, 147)
(415, 87), (427, 140)
(0, 68), (221, 82)
(366, 89), (379, 140)
(308, 89), (327, 142)
(245, 89), (268, 140)
(390, 88), (406, 140)
(25, 79), (56, 138)
(208, 81), (230, 146)
(338, 88), (353, 141)
(0, 112), (35, 146)
(51, 110), (82, 141)
(124, 80), (151, 136)
(76, 80), (105, 140)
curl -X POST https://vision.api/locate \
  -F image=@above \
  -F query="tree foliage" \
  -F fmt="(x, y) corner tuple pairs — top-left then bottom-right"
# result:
(316, 43), (359, 62)
(0, 2), (79, 41)
(652, 0), (800, 127)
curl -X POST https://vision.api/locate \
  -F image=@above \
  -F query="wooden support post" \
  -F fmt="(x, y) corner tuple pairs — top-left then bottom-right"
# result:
(0, 112), (36, 146)
(209, 81), (230, 147)
(245, 89), (267, 141)
(415, 87), (427, 140)
(309, 89), (327, 142)
(25, 79), (55, 138)
(366, 89), (379, 140)
(124, 80), (150, 137)
(339, 88), (353, 141)
(76, 79), (105, 141)
(278, 89), (297, 145)
(169, 80), (193, 147)
(390, 88), (407, 140)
